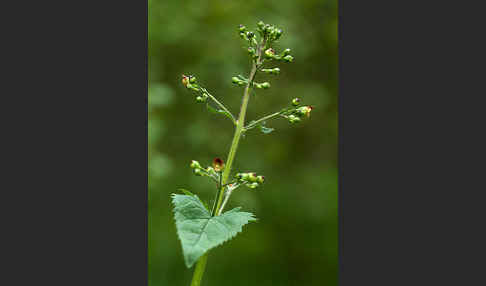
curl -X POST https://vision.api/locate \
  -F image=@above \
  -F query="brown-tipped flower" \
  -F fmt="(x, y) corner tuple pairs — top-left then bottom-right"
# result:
(181, 74), (189, 87)
(297, 106), (314, 118)
(212, 158), (225, 172)
(264, 48), (275, 58)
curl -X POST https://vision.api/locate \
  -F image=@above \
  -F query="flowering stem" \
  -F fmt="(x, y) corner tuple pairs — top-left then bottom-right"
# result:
(243, 111), (283, 131)
(189, 38), (266, 286)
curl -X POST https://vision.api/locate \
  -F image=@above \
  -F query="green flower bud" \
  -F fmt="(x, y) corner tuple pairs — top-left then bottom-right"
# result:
(272, 68), (280, 75)
(241, 173), (250, 180)
(246, 31), (254, 39)
(288, 115), (301, 123)
(261, 82), (270, 89)
(282, 48), (291, 56)
(257, 21), (265, 29)
(238, 24), (246, 32)
(194, 168), (203, 176)
(248, 47), (256, 56)
(257, 175), (265, 184)
(189, 76), (196, 84)
(274, 29), (283, 40)
(196, 96), (206, 103)
(232, 76), (240, 84)
(283, 55), (294, 62)
(292, 98), (301, 106)
(190, 160), (201, 169)
(247, 182), (259, 189)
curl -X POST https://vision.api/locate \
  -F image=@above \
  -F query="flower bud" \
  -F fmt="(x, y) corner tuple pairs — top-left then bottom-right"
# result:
(288, 115), (301, 123)
(283, 55), (294, 62)
(189, 76), (196, 84)
(246, 31), (254, 39)
(248, 47), (256, 57)
(190, 160), (201, 169)
(292, 98), (301, 106)
(232, 76), (240, 84)
(238, 24), (246, 32)
(196, 96), (206, 103)
(193, 168), (203, 176)
(181, 75), (190, 87)
(247, 182), (259, 189)
(297, 106), (313, 117)
(274, 29), (283, 40)
(282, 48), (291, 56)
(212, 158), (225, 172)
(248, 172), (258, 182)
(257, 175), (265, 184)
(257, 21), (265, 29)
(260, 82), (271, 89)
(264, 48), (275, 59)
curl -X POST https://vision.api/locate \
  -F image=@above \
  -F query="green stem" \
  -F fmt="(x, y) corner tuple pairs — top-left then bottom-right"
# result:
(189, 37), (267, 286)
(189, 253), (208, 286)
(243, 111), (282, 131)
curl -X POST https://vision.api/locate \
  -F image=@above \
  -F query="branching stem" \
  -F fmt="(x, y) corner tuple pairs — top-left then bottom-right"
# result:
(189, 37), (267, 286)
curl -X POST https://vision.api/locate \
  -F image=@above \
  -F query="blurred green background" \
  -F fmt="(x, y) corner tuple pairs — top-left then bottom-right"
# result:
(149, 1), (337, 285)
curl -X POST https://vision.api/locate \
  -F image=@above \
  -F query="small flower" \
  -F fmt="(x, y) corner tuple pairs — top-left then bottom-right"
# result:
(257, 175), (265, 184)
(264, 48), (275, 58)
(181, 74), (190, 87)
(212, 158), (225, 172)
(297, 106), (313, 117)
(246, 31), (254, 39)
(292, 98), (301, 106)
(261, 82), (271, 89)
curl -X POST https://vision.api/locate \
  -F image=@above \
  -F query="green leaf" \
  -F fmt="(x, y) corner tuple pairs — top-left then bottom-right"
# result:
(171, 194), (256, 268)
(177, 189), (210, 211)
(259, 122), (275, 134)
(206, 103), (235, 123)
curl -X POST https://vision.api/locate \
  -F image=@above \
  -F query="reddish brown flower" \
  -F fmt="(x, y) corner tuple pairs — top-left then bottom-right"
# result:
(212, 158), (225, 172)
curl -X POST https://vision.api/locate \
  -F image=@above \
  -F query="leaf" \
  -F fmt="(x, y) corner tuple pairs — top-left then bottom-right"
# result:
(206, 103), (235, 124)
(259, 122), (275, 134)
(171, 194), (256, 268)
(177, 189), (210, 211)
(178, 188), (195, 196)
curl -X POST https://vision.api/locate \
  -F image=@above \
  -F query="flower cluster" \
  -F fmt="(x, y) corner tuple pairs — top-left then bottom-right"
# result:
(234, 172), (265, 189)
(189, 159), (221, 182)
(181, 75), (209, 103)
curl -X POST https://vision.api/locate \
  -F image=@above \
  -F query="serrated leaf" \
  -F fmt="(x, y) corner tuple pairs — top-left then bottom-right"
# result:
(171, 194), (256, 268)
(178, 188), (195, 196)
(206, 103), (235, 123)
(177, 189), (210, 211)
